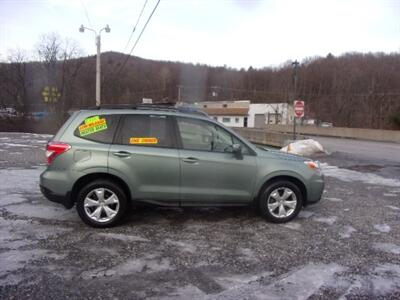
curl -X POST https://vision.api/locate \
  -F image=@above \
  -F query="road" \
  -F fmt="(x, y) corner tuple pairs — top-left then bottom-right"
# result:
(0, 132), (400, 299)
(311, 136), (400, 163)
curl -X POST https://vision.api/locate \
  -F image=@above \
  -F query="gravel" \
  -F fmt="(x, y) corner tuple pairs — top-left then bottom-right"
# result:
(0, 132), (400, 299)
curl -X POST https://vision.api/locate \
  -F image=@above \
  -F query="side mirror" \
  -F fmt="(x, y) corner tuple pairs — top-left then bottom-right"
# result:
(232, 143), (243, 159)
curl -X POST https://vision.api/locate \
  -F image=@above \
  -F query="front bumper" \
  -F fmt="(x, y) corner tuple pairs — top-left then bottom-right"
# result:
(305, 174), (325, 205)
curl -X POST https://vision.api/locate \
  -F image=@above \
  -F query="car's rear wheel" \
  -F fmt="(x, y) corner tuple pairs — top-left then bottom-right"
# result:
(76, 180), (127, 228)
(258, 180), (303, 223)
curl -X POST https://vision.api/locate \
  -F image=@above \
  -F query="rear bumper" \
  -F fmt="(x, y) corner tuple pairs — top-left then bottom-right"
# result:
(40, 185), (74, 209)
(40, 169), (75, 209)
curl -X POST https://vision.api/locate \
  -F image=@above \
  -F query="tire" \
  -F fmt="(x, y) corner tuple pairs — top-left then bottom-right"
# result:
(258, 180), (303, 223)
(76, 179), (128, 228)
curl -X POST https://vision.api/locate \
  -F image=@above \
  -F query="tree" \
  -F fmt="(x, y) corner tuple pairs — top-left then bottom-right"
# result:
(4, 48), (30, 113)
(35, 32), (84, 113)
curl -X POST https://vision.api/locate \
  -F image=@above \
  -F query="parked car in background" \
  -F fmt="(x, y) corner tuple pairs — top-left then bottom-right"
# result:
(0, 107), (17, 118)
(40, 104), (324, 227)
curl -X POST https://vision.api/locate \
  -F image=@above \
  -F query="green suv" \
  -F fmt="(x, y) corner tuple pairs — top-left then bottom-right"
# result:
(40, 105), (324, 227)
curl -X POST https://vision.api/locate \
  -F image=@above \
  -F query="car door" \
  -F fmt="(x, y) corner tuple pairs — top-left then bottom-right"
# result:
(108, 114), (180, 202)
(176, 117), (257, 204)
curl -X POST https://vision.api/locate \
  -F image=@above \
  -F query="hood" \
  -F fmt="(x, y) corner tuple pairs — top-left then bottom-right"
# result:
(255, 146), (307, 162)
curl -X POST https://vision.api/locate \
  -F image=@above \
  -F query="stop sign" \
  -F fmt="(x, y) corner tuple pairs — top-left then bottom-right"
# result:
(294, 100), (305, 118)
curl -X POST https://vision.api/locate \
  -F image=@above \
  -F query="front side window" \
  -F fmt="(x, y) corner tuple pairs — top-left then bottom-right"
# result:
(74, 114), (119, 143)
(117, 114), (174, 148)
(177, 117), (249, 154)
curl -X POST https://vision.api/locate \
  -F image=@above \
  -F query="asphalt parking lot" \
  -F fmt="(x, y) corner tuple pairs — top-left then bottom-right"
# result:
(0, 132), (400, 299)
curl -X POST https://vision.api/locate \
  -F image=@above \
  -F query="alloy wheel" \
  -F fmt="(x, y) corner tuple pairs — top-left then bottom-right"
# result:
(83, 188), (120, 223)
(267, 187), (297, 218)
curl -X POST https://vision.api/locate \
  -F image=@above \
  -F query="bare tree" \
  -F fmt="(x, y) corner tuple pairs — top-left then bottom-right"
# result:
(4, 48), (30, 113)
(35, 32), (84, 113)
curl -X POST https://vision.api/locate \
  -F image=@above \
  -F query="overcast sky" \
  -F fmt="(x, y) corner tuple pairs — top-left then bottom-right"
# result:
(0, 0), (399, 68)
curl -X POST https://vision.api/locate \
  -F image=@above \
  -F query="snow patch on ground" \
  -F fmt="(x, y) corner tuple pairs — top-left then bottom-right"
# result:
(374, 224), (391, 233)
(313, 216), (337, 226)
(0, 193), (27, 206)
(157, 285), (205, 299)
(215, 271), (273, 290)
(325, 197), (343, 202)
(0, 247), (65, 286)
(339, 226), (357, 238)
(386, 205), (400, 211)
(212, 263), (345, 300)
(321, 164), (400, 187)
(340, 264), (400, 297)
(165, 239), (197, 253)
(0, 217), (72, 249)
(156, 262), (400, 299)
(298, 210), (314, 219)
(0, 167), (44, 194)
(237, 247), (257, 261)
(0, 249), (49, 278)
(4, 201), (77, 221)
(3, 143), (36, 148)
(383, 193), (398, 197)
(281, 222), (302, 231)
(0, 168), (76, 221)
(373, 243), (400, 255)
(115, 254), (174, 274)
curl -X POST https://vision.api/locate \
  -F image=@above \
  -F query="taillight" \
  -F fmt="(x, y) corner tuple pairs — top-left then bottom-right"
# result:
(46, 142), (71, 165)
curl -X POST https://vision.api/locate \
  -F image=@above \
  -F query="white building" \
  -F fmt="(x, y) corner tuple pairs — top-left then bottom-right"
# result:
(248, 103), (294, 128)
(195, 100), (294, 128)
(195, 101), (250, 127)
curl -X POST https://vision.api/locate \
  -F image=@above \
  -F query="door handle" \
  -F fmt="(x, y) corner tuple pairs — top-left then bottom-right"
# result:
(113, 151), (131, 158)
(182, 157), (199, 164)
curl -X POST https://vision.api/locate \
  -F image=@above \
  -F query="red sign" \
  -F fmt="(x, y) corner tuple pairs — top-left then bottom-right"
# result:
(294, 100), (305, 118)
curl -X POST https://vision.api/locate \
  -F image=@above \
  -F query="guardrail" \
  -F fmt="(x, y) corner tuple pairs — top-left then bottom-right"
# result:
(233, 128), (295, 147)
(264, 124), (400, 143)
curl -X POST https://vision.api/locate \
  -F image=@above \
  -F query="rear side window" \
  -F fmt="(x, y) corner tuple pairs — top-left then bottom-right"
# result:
(117, 114), (175, 148)
(74, 114), (119, 143)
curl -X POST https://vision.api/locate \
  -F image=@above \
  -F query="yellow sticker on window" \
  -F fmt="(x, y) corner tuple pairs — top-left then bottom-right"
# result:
(79, 117), (107, 136)
(84, 115), (100, 125)
(129, 137), (158, 144)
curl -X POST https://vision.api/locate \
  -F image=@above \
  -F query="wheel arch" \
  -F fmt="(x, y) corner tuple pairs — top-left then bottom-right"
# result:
(71, 173), (132, 204)
(256, 175), (307, 205)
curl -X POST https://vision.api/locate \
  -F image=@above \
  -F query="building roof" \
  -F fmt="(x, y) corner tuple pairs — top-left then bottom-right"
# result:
(201, 107), (249, 116)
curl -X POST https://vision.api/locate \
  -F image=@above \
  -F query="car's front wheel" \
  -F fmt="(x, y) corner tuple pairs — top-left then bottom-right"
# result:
(76, 180), (127, 228)
(258, 180), (303, 223)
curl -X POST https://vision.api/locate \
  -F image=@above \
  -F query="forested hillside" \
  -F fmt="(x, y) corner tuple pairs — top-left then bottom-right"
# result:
(1, 44), (399, 129)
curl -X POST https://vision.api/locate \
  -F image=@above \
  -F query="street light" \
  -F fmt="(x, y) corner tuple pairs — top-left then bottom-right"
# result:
(79, 24), (111, 107)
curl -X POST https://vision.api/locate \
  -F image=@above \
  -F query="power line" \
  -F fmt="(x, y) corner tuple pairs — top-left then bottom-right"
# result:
(115, 0), (161, 76)
(123, 0), (149, 52)
(79, 0), (93, 28)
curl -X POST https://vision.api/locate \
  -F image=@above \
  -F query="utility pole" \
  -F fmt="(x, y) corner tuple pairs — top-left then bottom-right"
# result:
(292, 60), (299, 140)
(79, 24), (110, 107)
(177, 85), (182, 103)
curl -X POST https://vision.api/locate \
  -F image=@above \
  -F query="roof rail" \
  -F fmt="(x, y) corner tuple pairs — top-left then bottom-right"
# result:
(83, 103), (209, 117)
(85, 102), (176, 110)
